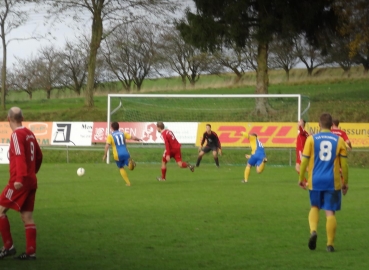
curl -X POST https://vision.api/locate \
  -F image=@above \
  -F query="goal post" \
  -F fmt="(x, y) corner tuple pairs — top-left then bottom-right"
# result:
(106, 94), (309, 164)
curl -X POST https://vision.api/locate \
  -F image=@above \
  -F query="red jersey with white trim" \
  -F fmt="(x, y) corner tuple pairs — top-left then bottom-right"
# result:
(160, 129), (181, 153)
(9, 127), (43, 189)
(296, 126), (309, 151)
(331, 128), (349, 141)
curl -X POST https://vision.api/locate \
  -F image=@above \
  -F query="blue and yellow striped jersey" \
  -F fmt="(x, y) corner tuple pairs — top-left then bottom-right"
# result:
(106, 131), (131, 161)
(241, 132), (265, 155)
(302, 131), (347, 191)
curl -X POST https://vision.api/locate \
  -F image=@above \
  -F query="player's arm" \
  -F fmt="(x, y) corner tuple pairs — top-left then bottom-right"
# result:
(103, 135), (112, 161)
(163, 132), (171, 158)
(125, 133), (142, 142)
(298, 137), (312, 188)
(13, 135), (28, 189)
(35, 140), (43, 174)
(199, 132), (206, 151)
(339, 138), (349, 194)
(214, 132), (222, 155)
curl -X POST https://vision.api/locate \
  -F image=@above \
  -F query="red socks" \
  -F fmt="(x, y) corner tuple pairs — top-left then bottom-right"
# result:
(25, 224), (37, 255)
(181, 162), (188, 168)
(161, 168), (167, 179)
(0, 215), (13, 249)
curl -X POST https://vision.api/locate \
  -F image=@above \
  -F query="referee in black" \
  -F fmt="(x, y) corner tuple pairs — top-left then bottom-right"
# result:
(196, 124), (222, 167)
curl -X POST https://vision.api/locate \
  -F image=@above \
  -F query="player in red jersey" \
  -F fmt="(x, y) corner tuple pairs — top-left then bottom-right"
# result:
(196, 124), (222, 168)
(296, 119), (309, 184)
(156, 122), (194, 181)
(0, 107), (43, 260)
(331, 119), (352, 150)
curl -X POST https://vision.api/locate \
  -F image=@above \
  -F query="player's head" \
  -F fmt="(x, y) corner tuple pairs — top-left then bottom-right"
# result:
(7, 107), (23, 124)
(250, 133), (257, 137)
(319, 113), (333, 130)
(206, 124), (211, 133)
(156, 122), (165, 133)
(299, 119), (306, 128)
(332, 119), (339, 127)
(111, 122), (119, 131)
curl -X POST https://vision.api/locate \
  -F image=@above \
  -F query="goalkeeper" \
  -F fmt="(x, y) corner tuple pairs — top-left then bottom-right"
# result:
(196, 124), (222, 168)
(103, 122), (142, 186)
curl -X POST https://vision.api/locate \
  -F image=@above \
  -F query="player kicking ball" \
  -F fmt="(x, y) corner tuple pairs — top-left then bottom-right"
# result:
(196, 124), (222, 168)
(241, 132), (267, 183)
(156, 122), (194, 181)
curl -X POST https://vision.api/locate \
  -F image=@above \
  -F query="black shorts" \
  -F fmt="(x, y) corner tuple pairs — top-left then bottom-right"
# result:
(201, 145), (218, 153)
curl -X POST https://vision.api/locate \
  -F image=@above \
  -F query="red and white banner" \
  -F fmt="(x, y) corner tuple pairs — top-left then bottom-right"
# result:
(92, 122), (198, 144)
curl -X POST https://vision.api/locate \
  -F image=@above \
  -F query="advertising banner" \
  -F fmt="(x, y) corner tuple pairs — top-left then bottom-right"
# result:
(0, 144), (9, 164)
(196, 122), (369, 148)
(92, 122), (198, 144)
(0, 122), (52, 146)
(51, 122), (93, 146)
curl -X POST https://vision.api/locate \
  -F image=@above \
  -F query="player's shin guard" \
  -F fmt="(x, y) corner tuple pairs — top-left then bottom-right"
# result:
(161, 168), (167, 179)
(25, 224), (36, 255)
(196, 157), (202, 167)
(214, 157), (219, 167)
(120, 168), (131, 186)
(326, 215), (337, 247)
(0, 215), (13, 249)
(244, 166), (251, 181)
(309, 207), (319, 233)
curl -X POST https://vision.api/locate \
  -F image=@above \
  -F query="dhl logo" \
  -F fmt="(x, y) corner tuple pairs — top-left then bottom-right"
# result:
(196, 123), (297, 147)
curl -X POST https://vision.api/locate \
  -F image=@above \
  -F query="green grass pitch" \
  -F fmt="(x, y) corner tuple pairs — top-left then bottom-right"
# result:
(0, 163), (368, 270)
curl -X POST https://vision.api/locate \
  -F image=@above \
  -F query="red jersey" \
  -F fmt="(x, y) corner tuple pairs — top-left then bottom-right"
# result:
(296, 126), (309, 151)
(331, 128), (349, 141)
(160, 129), (181, 153)
(9, 127), (43, 189)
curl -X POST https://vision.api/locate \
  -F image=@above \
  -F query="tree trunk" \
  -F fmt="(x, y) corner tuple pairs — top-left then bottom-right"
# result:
(307, 67), (313, 76)
(85, 11), (103, 107)
(46, 89), (51, 99)
(181, 74), (187, 88)
(29, 91), (32, 100)
(285, 68), (290, 82)
(254, 41), (274, 115)
(1, 25), (7, 111)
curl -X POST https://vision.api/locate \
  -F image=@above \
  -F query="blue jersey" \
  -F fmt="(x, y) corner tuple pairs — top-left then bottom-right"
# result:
(106, 130), (131, 161)
(302, 131), (347, 191)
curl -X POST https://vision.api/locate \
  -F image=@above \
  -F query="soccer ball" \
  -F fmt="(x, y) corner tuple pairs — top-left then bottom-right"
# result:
(77, 167), (85, 176)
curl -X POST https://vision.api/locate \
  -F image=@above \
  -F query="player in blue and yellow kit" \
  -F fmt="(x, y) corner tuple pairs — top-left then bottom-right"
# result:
(103, 122), (142, 186)
(240, 132), (267, 183)
(299, 113), (348, 252)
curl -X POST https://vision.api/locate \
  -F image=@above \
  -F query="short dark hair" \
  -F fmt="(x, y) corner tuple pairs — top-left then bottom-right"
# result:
(156, 122), (165, 129)
(319, 113), (333, 129)
(206, 124), (211, 128)
(250, 133), (257, 138)
(111, 122), (119, 131)
(332, 119), (339, 126)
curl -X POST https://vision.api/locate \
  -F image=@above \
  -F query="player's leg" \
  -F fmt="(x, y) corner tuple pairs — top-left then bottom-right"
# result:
(196, 150), (206, 167)
(116, 159), (131, 186)
(0, 185), (17, 259)
(212, 147), (219, 167)
(256, 156), (267, 174)
(175, 149), (194, 172)
(307, 190), (322, 250)
(323, 190), (341, 252)
(157, 151), (168, 181)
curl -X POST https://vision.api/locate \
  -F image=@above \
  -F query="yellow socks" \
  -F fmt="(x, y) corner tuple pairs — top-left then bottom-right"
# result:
(244, 166), (251, 181)
(308, 207), (319, 233)
(257, 161), (265, 173)
(120, 168), (131, 186)
(326, 215), (337, 246)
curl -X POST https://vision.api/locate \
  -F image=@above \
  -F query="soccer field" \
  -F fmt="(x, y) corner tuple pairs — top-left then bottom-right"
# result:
(1, 163), (368, 270)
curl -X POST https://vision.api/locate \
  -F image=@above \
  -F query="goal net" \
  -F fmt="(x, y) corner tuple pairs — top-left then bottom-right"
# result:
(106, 94), (310, 164)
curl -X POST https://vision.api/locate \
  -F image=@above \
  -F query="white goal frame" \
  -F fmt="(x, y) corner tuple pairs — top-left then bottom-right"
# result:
(106, 94), (304, 164)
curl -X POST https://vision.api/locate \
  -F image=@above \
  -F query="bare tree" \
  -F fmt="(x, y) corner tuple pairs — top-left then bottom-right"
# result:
(269, 37), (299, 81)
(59, 40), (88, 96)
(294, 34), (326, 76)
(46, 0), (177, 107)
(0, 0), (41, 110)
(160, 28), (213, 88)
(34, 46), (64, 99)
(8, 57), (39, 99)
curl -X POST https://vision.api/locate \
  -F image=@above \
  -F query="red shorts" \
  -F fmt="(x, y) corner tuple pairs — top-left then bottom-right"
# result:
(296, 149), (302, 164)
(0, 185), (36, 212)
(162, 148), (182, 163)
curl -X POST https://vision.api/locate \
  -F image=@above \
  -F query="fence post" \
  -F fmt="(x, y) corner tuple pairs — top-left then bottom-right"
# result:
(67, 145), (69, 163)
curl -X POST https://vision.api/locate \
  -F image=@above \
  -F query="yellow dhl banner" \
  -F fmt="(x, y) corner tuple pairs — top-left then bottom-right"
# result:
(196, 122), (369, 148)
